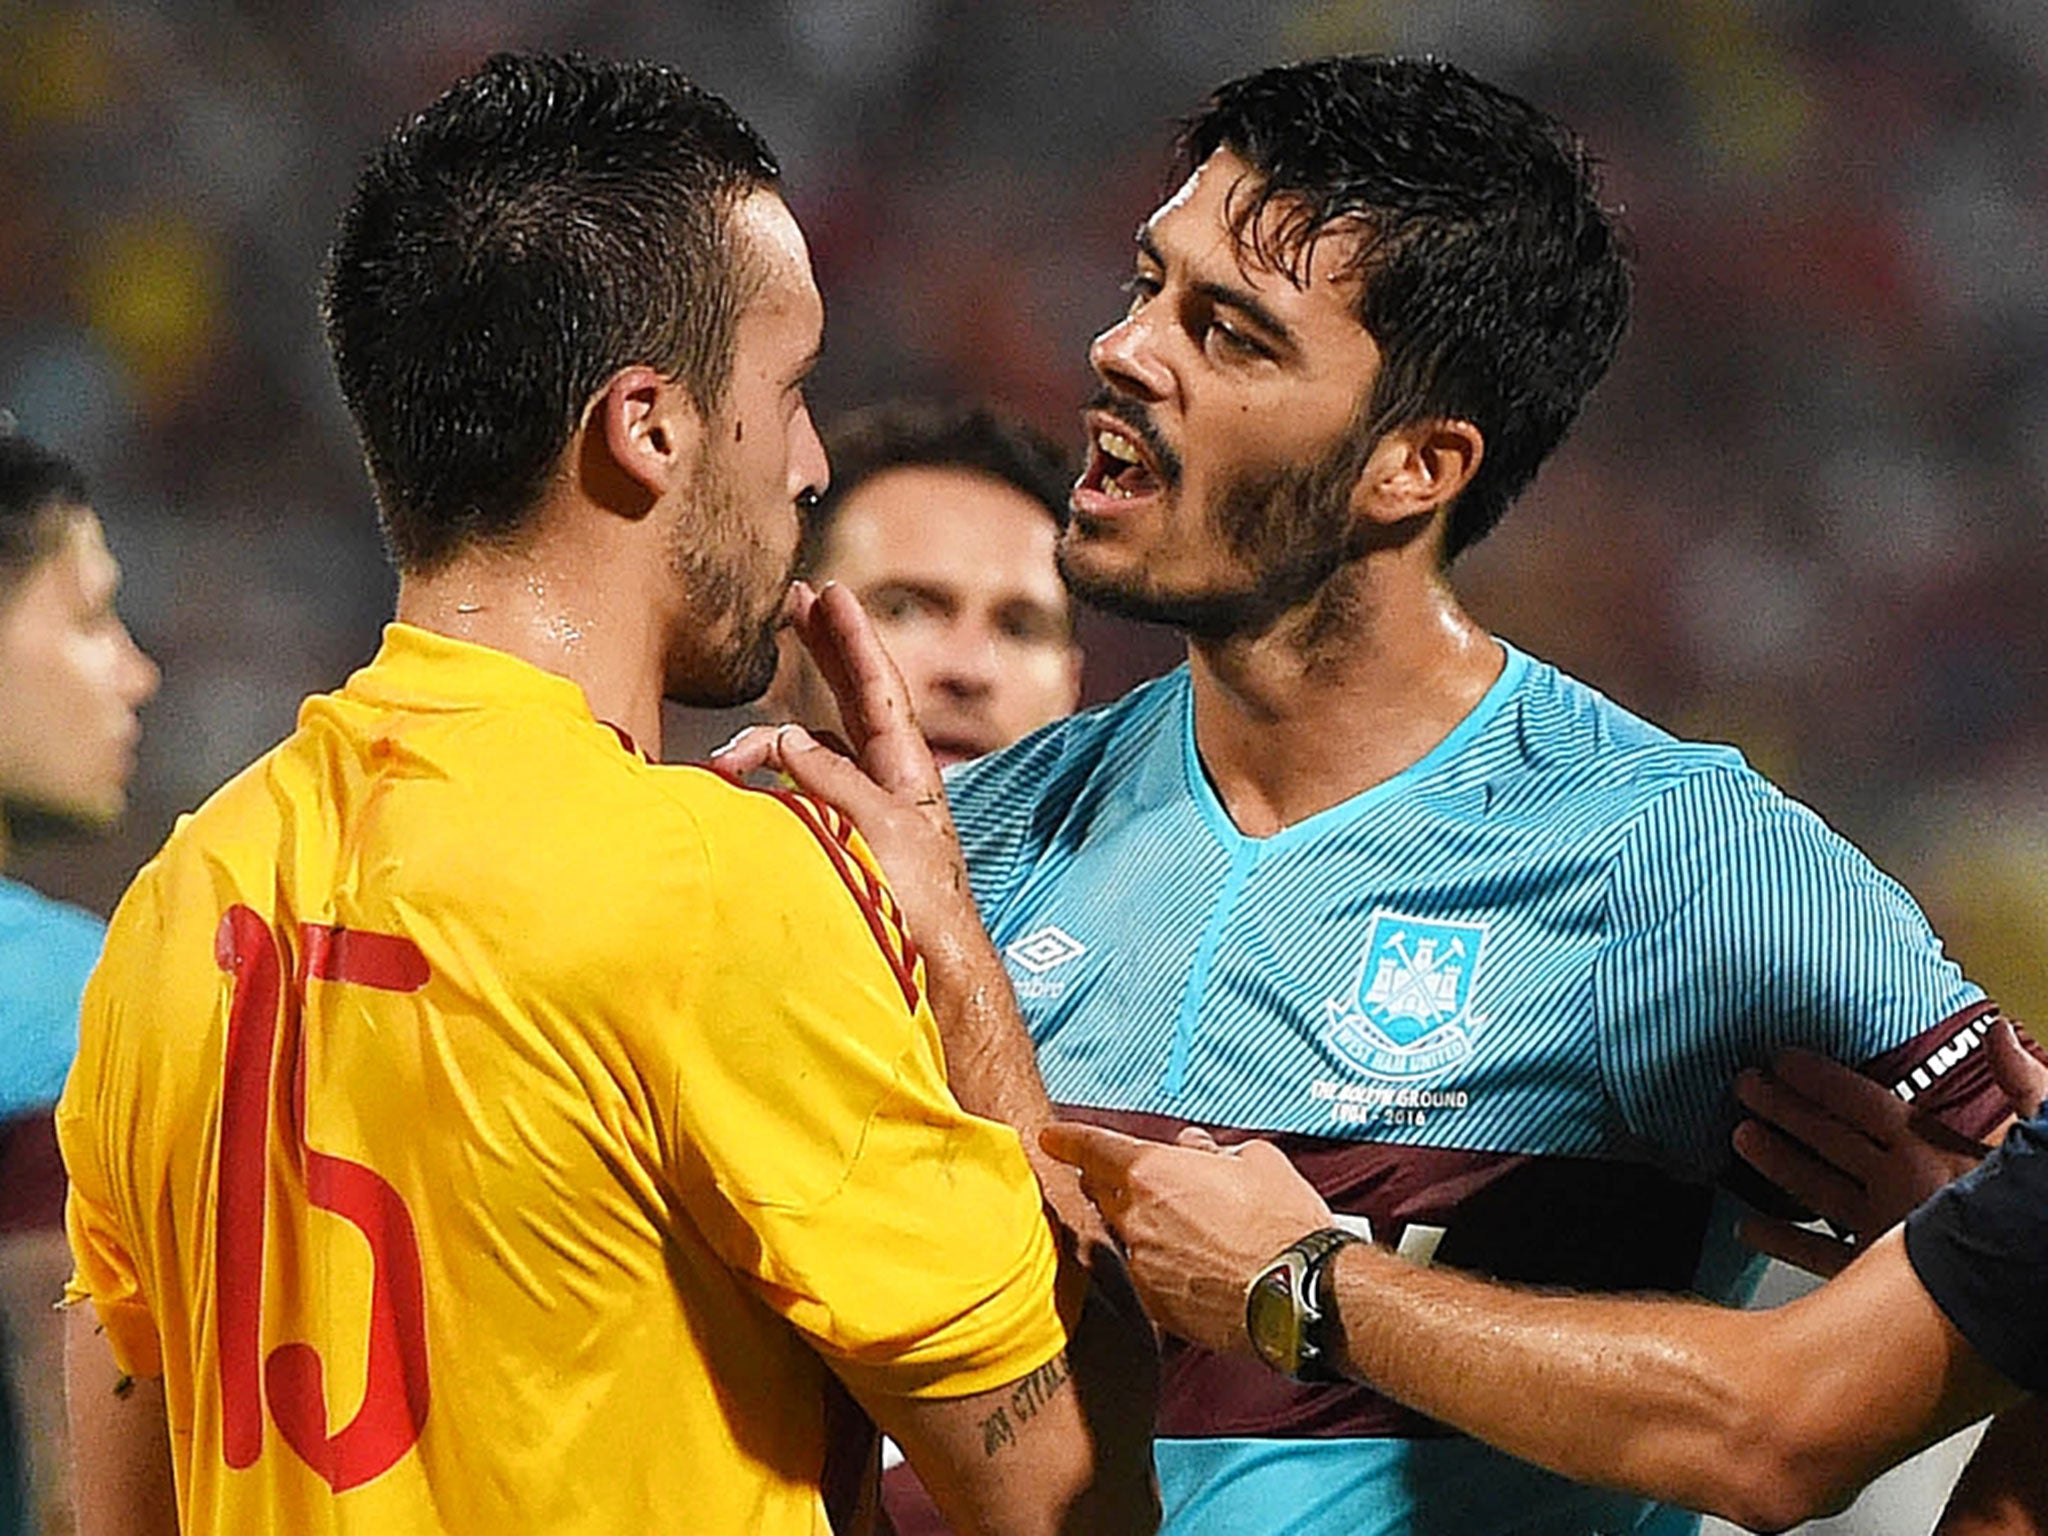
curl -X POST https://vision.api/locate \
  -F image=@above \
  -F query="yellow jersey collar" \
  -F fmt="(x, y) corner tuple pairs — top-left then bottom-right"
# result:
(343, 622), (600, 722)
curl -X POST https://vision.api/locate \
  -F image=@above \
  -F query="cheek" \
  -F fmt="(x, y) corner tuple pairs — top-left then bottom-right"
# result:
(869, 616), (943, 674)
(996, 647), (1081, 718)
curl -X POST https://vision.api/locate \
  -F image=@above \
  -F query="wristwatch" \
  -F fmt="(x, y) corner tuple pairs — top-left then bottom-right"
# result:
(1244, 1226), (1362, 1383)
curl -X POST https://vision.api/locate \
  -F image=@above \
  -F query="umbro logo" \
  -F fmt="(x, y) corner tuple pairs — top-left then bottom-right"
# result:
(1005, 925), (1087, 975)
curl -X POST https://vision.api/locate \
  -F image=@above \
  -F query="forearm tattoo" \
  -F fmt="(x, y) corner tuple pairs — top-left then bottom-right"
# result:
(978, 1352), (1073, 1458)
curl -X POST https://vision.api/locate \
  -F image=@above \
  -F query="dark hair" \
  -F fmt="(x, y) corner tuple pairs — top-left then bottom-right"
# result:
(322, 52), (781, 574)
(1181, 55), (1632, 559)
(800, 401), (1075, 575)
(0, 430), (88, 595)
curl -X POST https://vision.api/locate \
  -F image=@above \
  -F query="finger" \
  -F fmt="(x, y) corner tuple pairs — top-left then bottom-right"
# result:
(1039, 1122), (1148, 1181)
(1731, 1118), (1867, 1227)
(787, 577), (819, 627)
(1990, 1019), (2048, 1120)
(707, 724), (787, 779)
(1765, 1049), (1910, 1143)
(811, 728), (856, 760)
(769, 726), (899, 821)
(803, 584), (939, 792)
(1737, 1214), (1855, 1279)
(1734, 1068), (1888, 1177)
(1176, 1126), (1224, 1153)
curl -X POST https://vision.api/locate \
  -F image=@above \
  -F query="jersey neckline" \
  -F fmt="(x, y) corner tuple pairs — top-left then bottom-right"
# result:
(1178, 640), (1531, 857)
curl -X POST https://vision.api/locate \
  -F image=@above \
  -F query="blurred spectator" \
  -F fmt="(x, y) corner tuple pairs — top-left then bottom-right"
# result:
(766, 400), (1082, 765)
(0, 429), (157, 1536)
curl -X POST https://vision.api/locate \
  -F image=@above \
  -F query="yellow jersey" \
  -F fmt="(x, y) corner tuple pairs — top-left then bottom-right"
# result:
(58, 623), (1068, 1534)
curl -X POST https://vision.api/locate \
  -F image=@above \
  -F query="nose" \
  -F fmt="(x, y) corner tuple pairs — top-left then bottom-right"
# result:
(120, 625), (161, 706)
(791, 400), (829, 505)
(927, 619), (999, 701)
(1088, 310), (1171, 403)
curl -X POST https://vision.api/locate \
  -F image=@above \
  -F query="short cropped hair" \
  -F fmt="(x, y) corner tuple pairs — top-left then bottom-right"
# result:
(0, 430), (88, 596)
(801, 401), (1075, 576)
(322, 52), (781, 573)
(1182, 55), (1632, 558)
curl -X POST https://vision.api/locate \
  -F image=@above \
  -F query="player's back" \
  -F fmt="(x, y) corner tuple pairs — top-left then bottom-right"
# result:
(60, 630), (859, 1534)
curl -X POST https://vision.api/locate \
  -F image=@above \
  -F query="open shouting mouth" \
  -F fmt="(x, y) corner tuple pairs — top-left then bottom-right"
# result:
(1074, 410), (1170, 518)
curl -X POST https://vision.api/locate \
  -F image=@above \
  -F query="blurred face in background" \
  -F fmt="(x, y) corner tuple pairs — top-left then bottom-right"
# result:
(773, 464), (1081, 767)
(0, 506), (159, 835)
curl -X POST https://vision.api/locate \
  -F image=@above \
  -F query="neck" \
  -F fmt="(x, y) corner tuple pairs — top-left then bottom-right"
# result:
(1184, 559), (1502, 838)
(395, 532), (669, 757)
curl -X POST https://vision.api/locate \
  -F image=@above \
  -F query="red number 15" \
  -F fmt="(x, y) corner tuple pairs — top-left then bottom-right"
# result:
(214, 905), (431, 1492)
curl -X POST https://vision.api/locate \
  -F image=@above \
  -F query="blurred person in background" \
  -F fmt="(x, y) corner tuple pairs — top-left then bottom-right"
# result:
(0, 428), (157, 1536)
(724, 52), (2028, 1536)
(55, 53), (1155, 1536)
(764, 400), (1081, 769)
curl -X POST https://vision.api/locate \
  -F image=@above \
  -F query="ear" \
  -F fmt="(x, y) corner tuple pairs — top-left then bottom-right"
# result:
(1353, 418), (1485, 527)
(591, 365), (705, 501)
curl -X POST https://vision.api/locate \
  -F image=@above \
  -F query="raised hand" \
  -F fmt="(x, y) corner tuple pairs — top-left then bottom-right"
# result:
(711, 581), (973, 944)
(1733, 1021), (2048, 1277)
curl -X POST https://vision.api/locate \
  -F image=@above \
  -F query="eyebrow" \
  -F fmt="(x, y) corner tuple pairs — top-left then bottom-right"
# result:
(1137, 227), (1300, 354)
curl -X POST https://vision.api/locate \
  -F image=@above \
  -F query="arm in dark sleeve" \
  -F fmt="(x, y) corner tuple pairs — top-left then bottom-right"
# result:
(1905, 1111), (2048, 1395)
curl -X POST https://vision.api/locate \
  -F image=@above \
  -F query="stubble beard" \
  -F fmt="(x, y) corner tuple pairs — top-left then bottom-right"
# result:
(1059, 424), (1371, 643)
(662, 441), (791, 710)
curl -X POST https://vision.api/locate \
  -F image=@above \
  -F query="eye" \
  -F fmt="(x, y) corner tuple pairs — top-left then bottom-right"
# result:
(1120, 272), (1161, 314)
(999, 606), (1069, 645)
(1203, 316), (1270, 362)
(866, 587), (941, 626)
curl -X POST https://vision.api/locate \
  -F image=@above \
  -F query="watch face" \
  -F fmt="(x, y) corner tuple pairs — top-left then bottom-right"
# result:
(1246, 1263), (1306, 1377)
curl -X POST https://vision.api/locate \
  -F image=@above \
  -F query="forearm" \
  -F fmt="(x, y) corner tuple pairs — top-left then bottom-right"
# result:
(1321, 1231), (2019, 1533)
(65, 1305), (177, 1536)
(921, 913), (1057, 1153)
(917, 909), (1114, 1249)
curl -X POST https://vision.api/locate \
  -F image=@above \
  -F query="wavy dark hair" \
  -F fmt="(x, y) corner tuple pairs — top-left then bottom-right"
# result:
(1182, 55), (1632, 559)
(323, 52), (781, 573)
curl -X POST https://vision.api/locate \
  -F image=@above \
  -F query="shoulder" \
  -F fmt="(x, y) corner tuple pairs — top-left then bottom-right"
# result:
(0, 880), (105, 1117)
(0, 877), (105, 972)
(948, 668), (1184, 819)
(1479, 649), (1762, 820)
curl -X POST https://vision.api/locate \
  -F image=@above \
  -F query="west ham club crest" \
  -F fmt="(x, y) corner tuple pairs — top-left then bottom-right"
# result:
(1324, 911), (1486, 1080)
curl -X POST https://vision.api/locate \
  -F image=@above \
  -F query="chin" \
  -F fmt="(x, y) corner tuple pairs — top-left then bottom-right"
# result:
(666, 632), (783, 711)
(1, 795), (120, 847)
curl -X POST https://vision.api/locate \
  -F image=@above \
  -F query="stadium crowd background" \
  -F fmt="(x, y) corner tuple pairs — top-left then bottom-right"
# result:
(3, 1), (2045, 1531)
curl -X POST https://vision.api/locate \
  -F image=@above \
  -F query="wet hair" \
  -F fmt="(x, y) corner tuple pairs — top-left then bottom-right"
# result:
(800, 400), (1076, 575)
(322, 52), (781, 574)
(1181, 55), (1632, 558)
(0, 430), (88, 597)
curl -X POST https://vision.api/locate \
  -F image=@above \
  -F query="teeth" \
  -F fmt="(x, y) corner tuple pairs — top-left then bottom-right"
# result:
(1103, 477), (1132, 500)
(1097, 429), (1142, 465)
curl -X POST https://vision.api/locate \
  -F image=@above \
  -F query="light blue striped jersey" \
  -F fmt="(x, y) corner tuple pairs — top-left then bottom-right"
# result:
(948, 644), (1988, 1536)
(0, 875), (103, 1122)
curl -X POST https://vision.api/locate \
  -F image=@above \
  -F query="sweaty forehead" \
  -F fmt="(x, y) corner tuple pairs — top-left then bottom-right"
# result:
(730, 189), (822, 334)
(1148, 149), (1367, 296)
(829, 466), (1065, 591)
